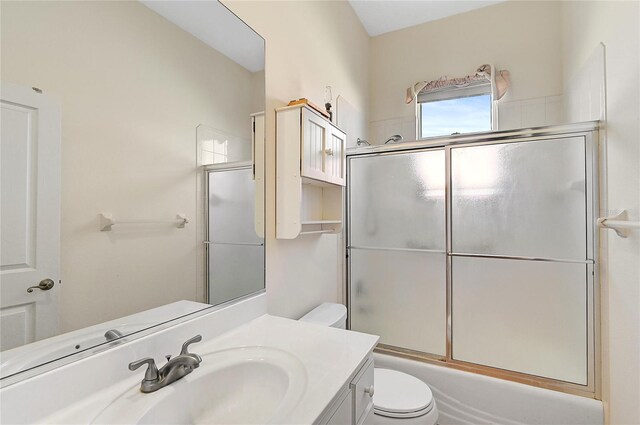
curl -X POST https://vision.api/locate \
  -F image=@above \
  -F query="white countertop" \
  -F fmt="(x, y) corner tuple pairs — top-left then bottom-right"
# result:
(202, 315), (379, 423)
(39, 314), (379, 424)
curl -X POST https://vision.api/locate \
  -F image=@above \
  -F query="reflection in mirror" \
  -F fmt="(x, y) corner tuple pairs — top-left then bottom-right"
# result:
(205, 164), (264, 306)
(0, 0), (265, 381)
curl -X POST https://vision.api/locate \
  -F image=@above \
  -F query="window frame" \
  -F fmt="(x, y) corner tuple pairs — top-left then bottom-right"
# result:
(416, 81), (494, 140)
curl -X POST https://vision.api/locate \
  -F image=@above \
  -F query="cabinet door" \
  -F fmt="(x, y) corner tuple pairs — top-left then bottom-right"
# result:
(351, 358), (375, 425)
(325, 389), (354, 425)
(302, 108), (327, 181)
(326, 126), (346, 186)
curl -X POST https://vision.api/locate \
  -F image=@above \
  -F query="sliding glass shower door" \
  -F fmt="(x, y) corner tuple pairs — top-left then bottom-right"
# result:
(348, 150), (446, 355)
(450, 137), (591, 385)
(347, 127), (597, 392)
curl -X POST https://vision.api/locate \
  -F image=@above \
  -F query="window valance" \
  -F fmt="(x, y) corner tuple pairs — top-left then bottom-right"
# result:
(406, 64), (511, 104)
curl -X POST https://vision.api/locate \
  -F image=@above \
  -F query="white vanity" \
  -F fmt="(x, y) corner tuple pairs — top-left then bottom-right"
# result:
(0, 294), (378, 424)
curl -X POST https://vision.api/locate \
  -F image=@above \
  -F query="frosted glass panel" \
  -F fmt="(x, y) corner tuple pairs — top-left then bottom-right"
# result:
(207, 166), (264, 306)
(208, 168), (261, 243)
(209, 244), (264, 306)
(350, 249), (446, 355)
(452, 256), (587, 384)
(349, 150), (445, 250)
(451, 138), (587, 259)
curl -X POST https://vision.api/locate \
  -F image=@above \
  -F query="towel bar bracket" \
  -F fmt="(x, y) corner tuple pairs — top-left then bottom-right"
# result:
(597, 209), (639, 238)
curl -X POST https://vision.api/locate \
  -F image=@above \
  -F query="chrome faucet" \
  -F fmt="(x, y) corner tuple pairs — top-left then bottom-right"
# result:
(128, 335), (203, 393)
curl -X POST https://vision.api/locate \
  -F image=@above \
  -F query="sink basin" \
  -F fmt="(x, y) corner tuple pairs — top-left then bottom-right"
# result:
(92, 346), (307, 424)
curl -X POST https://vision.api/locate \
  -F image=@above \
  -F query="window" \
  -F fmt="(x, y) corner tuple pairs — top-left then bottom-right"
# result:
(418, 83), (492, 139)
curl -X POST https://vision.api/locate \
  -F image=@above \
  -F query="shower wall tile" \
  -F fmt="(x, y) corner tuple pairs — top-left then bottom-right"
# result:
(545, 95), (563, 125)
(498, 94), (564, 130)
(369, 116), (416, 144)
(521, 98), (546, 127)
(497, 101), (522, 130)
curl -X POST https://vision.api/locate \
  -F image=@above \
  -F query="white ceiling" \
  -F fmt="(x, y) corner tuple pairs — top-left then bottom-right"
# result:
(348, 0), (505, 36)
(140, 1), (264, 72)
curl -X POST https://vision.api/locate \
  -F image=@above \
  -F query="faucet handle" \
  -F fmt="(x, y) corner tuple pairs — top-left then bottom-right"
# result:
(180, 335), (202, 356)
(128, 357), (159, 382)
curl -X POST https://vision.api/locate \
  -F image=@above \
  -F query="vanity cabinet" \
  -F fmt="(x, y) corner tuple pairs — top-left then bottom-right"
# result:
(320, 356), (375, 425)
(276, 104), (346, 239)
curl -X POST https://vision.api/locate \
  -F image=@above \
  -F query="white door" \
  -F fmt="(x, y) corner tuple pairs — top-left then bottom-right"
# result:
(1, 82), (61, 351)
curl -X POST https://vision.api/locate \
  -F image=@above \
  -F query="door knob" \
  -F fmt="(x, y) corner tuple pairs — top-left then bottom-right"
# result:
(324, 148), (334, 156)
(27, 278), (55, 293)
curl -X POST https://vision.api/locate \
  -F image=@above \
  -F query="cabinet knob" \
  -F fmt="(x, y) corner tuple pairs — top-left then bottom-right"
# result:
(324, 148), (334, 156)
(364, 385), (374, 397)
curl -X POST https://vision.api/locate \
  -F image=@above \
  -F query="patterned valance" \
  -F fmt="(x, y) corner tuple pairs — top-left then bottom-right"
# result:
(405, 64), (511, 104)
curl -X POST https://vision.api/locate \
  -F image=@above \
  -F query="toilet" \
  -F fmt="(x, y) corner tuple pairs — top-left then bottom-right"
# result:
(299, 303), (439, 424)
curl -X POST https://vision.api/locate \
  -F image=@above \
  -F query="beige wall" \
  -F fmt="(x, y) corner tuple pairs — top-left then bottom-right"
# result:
(223, 0), (370, 319)
(561, 2), (640, 424)
(369, 1), (563, 142)
(1, 1), (256, 331)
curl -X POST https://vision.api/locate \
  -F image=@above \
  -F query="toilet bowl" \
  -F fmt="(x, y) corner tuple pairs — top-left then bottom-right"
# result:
(372, 368), (438, 424)
(299, 304), (439, 425)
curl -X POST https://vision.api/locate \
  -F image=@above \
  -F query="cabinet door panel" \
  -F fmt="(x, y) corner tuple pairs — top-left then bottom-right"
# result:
(302, 109), (327, 181)
(451, 137), (587, 259)
(325, 389), (353, 425)
(349, 150), (445, 250)
(326, 127), (346, 185)
(451, 256), (588, 384)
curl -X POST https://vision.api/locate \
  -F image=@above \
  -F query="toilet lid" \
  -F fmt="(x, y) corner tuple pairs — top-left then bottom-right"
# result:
(373, 368), (434, 416)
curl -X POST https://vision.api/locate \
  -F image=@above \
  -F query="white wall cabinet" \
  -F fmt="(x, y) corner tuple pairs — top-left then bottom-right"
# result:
(276, 105), (346, 239)
(319, 356), (375, 425)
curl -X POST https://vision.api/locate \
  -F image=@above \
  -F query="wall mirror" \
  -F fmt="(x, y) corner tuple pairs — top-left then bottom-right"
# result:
(0, 0), (265, 382)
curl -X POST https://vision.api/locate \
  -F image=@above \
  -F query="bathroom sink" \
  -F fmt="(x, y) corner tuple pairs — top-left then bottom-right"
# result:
(91, 346), (307, 424)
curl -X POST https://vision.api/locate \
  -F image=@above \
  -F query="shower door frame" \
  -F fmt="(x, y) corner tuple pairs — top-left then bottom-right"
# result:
(345, 122), (601, 399)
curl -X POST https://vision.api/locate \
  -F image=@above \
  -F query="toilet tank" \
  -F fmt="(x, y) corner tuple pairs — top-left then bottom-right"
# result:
(299, 303), (347, 329)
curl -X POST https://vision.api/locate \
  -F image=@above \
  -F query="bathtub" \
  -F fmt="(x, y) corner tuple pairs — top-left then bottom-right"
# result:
(374, 353), (603, 425)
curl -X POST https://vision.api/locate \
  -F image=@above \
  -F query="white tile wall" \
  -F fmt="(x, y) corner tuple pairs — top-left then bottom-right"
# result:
(564, 44), (606, 123)
(369, 116), (416, 144)
(498, 94), (564, 130)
